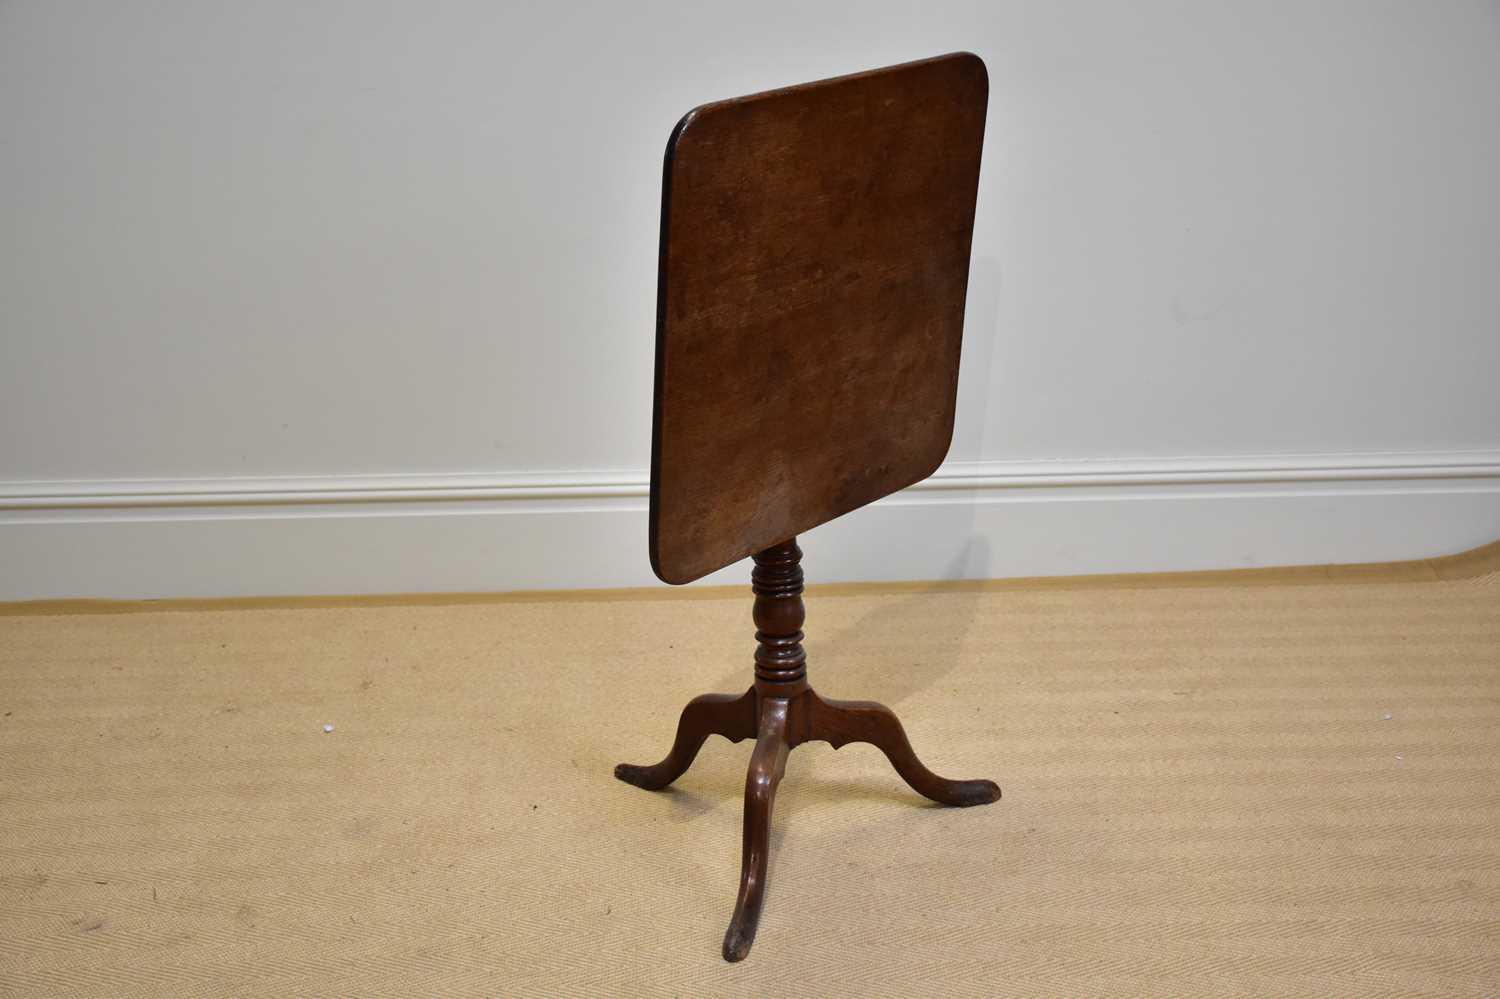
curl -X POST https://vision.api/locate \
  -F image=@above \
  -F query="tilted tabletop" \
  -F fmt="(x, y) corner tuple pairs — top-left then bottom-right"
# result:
(649, 52), (989, 584)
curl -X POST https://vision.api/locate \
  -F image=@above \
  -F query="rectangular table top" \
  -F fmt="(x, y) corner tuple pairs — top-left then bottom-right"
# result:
(650, 53), (989, 583)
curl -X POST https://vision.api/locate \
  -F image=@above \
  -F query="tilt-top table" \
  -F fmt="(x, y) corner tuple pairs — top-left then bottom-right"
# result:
(615, 52), (1000, 962)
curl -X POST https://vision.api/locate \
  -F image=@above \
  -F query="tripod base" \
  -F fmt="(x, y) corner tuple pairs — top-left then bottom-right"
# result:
(615, 683), (1000, 961)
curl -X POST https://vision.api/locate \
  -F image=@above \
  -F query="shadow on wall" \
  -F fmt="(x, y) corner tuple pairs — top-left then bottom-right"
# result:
(814, 535), (992, 706)
(952, 253), (1004, 461)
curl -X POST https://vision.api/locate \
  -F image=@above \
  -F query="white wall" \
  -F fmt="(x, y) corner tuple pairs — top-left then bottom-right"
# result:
(3, 0), (1499, 599)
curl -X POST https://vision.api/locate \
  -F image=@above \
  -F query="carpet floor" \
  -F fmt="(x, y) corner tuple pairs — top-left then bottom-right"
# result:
(2, 543), (1498, 996)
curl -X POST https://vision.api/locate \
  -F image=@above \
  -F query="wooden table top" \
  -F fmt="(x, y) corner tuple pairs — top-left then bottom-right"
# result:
(649, 53), (989, 584)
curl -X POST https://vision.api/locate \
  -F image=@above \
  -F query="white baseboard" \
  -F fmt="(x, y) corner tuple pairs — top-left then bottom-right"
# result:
(4, 451), (1500, 600)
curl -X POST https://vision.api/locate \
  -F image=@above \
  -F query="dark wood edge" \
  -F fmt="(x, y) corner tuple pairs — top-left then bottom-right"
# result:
(646, 109), (694, 584)
(675, 51), (986, 131)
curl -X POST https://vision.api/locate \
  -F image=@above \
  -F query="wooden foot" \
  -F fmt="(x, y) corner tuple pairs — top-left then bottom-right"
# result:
(614, 688), (756, 791)
(723, 697), (790, 961)
(805, 690), (1001, 807)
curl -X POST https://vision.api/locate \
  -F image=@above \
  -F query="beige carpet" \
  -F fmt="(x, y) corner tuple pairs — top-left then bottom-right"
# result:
(3, 545), (1499, 996)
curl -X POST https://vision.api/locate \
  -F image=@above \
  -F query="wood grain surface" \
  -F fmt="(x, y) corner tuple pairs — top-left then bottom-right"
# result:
(650, 53), (989, 584)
